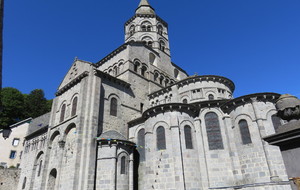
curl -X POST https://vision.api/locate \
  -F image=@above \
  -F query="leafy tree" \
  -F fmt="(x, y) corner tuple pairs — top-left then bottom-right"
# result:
(0, 87), (24, 127)
(24, 89), (50, 118)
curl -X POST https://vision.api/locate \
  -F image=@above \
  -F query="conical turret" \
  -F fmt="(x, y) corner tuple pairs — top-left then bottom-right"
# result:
(135, 0), (155, 15)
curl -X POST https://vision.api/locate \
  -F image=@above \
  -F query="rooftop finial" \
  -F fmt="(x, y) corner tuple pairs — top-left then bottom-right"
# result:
(136, 0), (155, 15)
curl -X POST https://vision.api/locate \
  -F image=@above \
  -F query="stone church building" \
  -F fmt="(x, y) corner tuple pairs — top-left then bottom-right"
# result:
(17, 0), (293, 189)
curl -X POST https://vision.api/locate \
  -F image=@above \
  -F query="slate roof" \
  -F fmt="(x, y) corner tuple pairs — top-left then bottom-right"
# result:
(27, 112), (51, 136)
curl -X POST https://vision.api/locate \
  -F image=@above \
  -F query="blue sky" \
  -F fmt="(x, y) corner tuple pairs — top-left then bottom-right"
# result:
(3, 0), (300, 99)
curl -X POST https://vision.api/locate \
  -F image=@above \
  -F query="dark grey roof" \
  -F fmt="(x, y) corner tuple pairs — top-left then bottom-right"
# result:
(276, 120), (300, 134)
(99, 130), (126, 140)
(27, 112), (51, 136)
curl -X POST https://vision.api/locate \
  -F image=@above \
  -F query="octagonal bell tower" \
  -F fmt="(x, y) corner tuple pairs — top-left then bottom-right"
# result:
(125, 0), (171, 56)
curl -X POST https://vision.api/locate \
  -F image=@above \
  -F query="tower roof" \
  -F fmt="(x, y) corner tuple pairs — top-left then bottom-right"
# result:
(135, 0), (155, 15)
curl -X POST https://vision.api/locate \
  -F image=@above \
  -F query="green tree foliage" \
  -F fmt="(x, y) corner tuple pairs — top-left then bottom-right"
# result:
(0, 87), (25, 127)
(0, 88), (52, 127)
(24, 89), (50, 118)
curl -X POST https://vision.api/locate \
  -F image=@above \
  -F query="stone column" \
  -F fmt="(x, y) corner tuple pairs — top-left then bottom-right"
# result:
(170, 115), (185, 190)
(222, 114), (243, 182)
(96, 143), (117, 190)
(251, 98), (278, 181)
(194, 117), (209, 189)
(128, 153), (134, 190)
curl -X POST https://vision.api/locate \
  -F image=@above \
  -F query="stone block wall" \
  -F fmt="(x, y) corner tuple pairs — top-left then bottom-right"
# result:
(0, 168), (20, 190)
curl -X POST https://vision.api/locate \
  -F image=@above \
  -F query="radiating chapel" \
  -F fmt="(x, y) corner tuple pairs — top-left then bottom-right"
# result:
(18, 0), (293, 190)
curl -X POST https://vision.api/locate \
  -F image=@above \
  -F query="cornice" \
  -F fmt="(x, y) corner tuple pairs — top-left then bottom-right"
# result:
(177, 75), (235, 92)
(55, 71), (89, 96)
(263, 127), (300, 148)
(125, 14), (168, 27)
(221, 92), (280, 114)
(192, 99), (229, 109)
(25, 126), (48, 140)
(148, 87), (173, 99)
(94, 70), (131, 88)
(128, 103), (199, 127)
(148, 75), (235, 99)
(143, 103), (199, 119)
(95, 43), (128, 67)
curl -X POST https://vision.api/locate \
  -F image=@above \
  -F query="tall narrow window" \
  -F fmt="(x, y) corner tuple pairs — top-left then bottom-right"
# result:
(137, 129), (145, 161)
(156, 126), (166, 150)
(239, 120), (252, 144)
(149, 53), (156, 64)
(205, 112), (224, 150)
(120, 156), (126, 174)
(154, 73), (159, 81)
(38, 160), (43, 177)
(158, 25), (163, 35)
(159, 76), (164, 85)
(114, 66), (118, 76)
(22, 177), (27, 189)
(48, 169), (57, 190)
(134, 61), (140, 72)
(71, 97), (78, 117)
(60, 104), (66, 122)
(165, 79), (169, 87)
(148, 41), (153, 47)
(9, 151), (16, 159)
(141, 66), (147, 77)
(272, 114), (281, 133)
(110, 98), (118, 116)
(147, 25), (151, 31)
(141, 25), (146, 31)
(140, 103), (144, 113)
(174, 69), (179, 79)
(129, 25), (135, 35)
(182, 99), (188, 104)
(159, 41), (165, 51)
(184, 125), (193, 149)
(208, 94), (214, 100)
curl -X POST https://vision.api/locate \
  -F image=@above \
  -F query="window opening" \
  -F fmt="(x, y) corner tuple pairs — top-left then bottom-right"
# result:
(12, 138), (20, 146)
(60, 104), (66, 123)
(110, 98), (118, 116)
(158, 25), (163, 35)
(208, 94), (214, 100)
(120, 156), (126, 174)
(156, 126), (166, 150)
(38, 160), (43, 177)
(141, 66), (147, 77)
(184, 126), (193, 149)
(9, 151), (16, 159)
(140, 103), (144, 113)
(71, 97), (78, 117)
(159, 41), (165, 51)
(141, 25), (146, 31)
(147, 25), (151, 31)
(134, 62), (140, 72)
(205, 112), (224, 150)
(239, 120), (252, 144)
(138, 129), (145, 161)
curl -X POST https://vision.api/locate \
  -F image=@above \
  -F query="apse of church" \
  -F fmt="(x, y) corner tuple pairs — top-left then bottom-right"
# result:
(17, 0), (292, 190)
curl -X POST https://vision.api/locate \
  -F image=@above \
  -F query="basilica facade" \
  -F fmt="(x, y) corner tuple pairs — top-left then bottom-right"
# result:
(18, 0), (292, 189)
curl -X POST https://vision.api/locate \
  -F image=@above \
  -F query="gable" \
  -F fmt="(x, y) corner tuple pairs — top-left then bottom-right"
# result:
(58, 59), (93, 91)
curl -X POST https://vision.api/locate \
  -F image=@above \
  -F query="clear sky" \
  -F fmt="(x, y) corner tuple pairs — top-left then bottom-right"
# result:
(3, 0), (300, 99)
